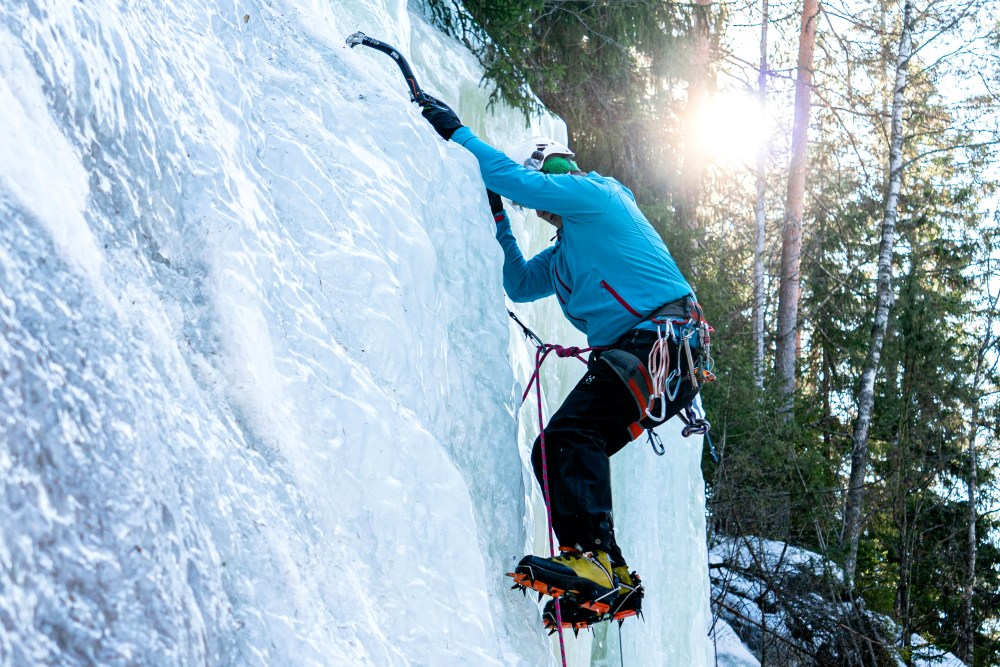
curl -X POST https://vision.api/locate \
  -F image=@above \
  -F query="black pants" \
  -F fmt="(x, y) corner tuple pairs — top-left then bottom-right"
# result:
(530, 329), (700, 567)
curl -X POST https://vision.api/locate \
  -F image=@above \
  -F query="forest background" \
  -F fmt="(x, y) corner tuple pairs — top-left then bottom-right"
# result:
(418, 0), (1000, 664)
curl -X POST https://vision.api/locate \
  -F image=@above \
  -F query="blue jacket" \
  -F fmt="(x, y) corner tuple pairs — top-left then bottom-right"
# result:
(451, 127), (694, 347)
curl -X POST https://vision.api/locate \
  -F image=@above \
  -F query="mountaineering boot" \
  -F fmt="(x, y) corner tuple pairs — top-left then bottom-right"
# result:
(541, 567), (644, 632)
(508, 547), (618, 614)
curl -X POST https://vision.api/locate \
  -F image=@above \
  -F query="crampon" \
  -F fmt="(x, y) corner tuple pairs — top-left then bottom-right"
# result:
(506, 550), (618, 614)
(507, 571), (615, 615)
(541, 571), (644, 634)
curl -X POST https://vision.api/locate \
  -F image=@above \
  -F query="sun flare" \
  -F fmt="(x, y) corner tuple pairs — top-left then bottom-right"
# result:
(688, 90), (773, 166)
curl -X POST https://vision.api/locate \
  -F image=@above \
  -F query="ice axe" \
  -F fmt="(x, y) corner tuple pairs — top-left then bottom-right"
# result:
(346, 31), (428, 105)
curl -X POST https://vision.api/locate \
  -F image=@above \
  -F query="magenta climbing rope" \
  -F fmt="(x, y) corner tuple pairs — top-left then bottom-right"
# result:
(512, 309), (594, 667)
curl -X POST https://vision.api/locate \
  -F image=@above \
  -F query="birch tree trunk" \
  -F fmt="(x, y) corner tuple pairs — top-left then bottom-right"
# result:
(842, 0), (915, 589)
(774, 0), (820, 409)
(752, 0), (769, 389)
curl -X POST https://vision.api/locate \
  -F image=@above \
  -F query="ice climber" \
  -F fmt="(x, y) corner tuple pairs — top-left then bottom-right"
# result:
(420, 95), (712, 629)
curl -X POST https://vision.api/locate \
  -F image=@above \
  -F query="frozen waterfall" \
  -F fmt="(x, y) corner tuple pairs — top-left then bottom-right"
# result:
(0, 1), (713, 664)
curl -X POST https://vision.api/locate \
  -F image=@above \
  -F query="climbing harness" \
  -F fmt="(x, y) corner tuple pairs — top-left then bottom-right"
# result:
(645, 297), (716, 420)
(643, 297), (716, 456)
(597, 295), (717, 457)
(510, 304), (717, 461)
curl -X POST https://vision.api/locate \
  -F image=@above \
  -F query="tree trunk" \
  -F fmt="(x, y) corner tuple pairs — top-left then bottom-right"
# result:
(676, 0), (713, 230)
(896, 525), (913, 664)
(752, 0), (769, 389)
(960, 410), (979, 664)
(843, 0), (915, 589)
(959, 286), (998, 663)
(893, 401), (913, 663)
(774, 0), (820, 410)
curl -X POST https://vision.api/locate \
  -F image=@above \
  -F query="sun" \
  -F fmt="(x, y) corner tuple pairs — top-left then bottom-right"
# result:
(688, 90), (773, 166)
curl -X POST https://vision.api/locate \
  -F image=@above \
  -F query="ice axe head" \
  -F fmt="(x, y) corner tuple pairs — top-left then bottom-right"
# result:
(345, 31), (367, 48)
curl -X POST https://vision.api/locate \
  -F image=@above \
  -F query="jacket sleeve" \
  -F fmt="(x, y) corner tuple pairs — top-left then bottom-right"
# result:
(452, 127), (610, 219)
(494, 211), (556, 302)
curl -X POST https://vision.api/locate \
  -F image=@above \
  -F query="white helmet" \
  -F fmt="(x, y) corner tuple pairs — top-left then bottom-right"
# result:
(510, 136), (575, 171)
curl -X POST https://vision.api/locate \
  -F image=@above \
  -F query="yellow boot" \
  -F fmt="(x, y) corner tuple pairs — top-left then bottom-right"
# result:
(509, 547), (618, 613)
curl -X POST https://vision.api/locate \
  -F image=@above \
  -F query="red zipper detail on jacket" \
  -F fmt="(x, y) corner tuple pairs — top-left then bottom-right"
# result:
(554, 292), (586, 324)
(554, 266), (573, 294)
(552, 276), (586, 323)
(600, 280), (643, 318)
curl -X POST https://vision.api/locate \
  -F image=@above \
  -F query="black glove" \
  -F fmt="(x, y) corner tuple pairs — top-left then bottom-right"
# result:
(486, 189), (504, 215)
(419, 93), (463, 140)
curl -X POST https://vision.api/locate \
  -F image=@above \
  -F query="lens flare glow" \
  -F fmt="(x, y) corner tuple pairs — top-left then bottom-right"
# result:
(689, 90), (773, 165)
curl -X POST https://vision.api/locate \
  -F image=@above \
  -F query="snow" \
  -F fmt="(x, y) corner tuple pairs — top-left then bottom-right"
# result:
(908, 635), (966, 667)
(712, 536), (843, 580)
(709, 537), (968, 667)
(712, 619), (762, 667)
(0, 1), (713, 665)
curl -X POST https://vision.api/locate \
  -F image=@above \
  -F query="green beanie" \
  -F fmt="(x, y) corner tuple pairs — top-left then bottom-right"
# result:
(541, 156), (580, 175)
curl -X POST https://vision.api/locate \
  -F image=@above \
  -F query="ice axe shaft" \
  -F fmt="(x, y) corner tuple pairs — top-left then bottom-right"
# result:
(346, 31), (427, 104)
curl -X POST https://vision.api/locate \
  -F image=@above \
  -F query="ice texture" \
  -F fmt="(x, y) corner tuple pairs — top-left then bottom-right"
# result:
(0, 1), (712, 664)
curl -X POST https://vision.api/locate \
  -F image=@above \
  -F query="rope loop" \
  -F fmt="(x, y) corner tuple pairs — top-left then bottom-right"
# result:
(680, 403), (711, 437)
(644, 320), (673, 422)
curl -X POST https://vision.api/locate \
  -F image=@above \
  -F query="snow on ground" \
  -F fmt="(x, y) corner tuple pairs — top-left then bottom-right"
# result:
(0, 0), (713, 664)
(712, 618), (762, 667)
(710, 537), (967, 667)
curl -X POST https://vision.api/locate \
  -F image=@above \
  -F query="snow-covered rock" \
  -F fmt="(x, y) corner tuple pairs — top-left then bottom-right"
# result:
(710, 537), (966, 667)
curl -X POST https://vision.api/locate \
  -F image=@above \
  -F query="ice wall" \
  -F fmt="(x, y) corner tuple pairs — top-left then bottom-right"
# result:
(0, 0), (711, 665)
